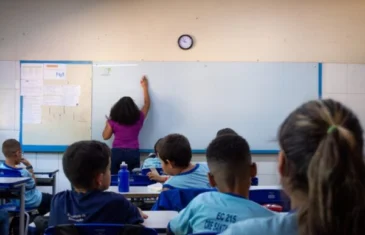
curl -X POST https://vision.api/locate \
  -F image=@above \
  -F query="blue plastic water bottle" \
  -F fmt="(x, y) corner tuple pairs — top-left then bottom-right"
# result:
(118, 162), (130, 192)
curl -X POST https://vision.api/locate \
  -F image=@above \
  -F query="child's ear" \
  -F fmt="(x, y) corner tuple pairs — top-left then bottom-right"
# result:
(166, 160), (174, 169)
(250, 162), (257, 178)
(278, 151), (286, 177)
(95, 173), (104, 188)
(208, 173), (216, 187)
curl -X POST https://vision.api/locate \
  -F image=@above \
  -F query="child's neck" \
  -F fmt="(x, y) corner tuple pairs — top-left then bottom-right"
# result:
(5, 159), (17, 168)
(177, 163), (195, 175)
(218, 180), (250, 198)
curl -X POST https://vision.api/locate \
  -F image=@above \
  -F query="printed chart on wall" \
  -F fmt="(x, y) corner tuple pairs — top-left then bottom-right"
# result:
(20, 61), (92, 151)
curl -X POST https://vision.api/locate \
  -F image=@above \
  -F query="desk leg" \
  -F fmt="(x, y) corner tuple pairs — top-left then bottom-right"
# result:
(53, 174), (57, 195)
(19, 184), (25, 235)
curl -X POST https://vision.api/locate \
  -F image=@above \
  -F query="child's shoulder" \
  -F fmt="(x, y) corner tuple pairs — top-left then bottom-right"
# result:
(221, 213), (297, 235)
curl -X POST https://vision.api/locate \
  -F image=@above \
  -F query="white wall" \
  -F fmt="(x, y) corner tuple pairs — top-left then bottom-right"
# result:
(1, 0), (365, 192)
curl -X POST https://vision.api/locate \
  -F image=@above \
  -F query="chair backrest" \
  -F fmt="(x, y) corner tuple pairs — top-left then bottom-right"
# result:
(45, 224), (158, 235)
(152, 188), (216, 211)
(249, 189), (290, 212)
(0, 168), (22, 177)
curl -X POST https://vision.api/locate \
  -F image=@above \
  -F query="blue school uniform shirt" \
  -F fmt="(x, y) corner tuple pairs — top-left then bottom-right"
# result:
(168, 191), (275, 235)
(163, 163), (211, 189)
(141, 153), (162, 169)
(220, 212), (297, 235)
(49, 190), (143, 226)
(0, 163), (42, 208)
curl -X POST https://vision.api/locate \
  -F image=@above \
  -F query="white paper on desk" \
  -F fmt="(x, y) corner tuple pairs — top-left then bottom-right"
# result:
(63, 85), (81, 97)
(44, 64), (66, 80)
(23, 96), (42, 124)
(21, 86), (43, 96)
(43, 96), (63, 106)
(64, 95), (79, 106)
(21, 64), (43, 80)
(43, 85), (64, 96)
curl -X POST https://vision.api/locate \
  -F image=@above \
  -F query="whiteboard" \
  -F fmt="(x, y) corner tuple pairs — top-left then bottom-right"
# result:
(92, 62), (319, 152)
(21, 61), (92, 151)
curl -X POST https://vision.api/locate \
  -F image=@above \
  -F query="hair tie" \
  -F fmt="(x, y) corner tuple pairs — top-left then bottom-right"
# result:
(327, 125), (337, 134)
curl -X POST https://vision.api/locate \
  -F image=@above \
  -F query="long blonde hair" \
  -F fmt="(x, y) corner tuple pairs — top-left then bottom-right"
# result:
(278, 99), (365, 235)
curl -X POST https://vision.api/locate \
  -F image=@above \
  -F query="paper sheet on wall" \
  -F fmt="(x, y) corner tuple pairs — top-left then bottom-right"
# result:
(23, 96), (42, 124)
(21, 87), (43, 96)
(43, 96), (64, 106)
(43, 64), (67, 80)
(64, 95), (79, 106)
(43, 85), (64, 96)
(63, 85), (81, 96)
(21, 64), (43, 80)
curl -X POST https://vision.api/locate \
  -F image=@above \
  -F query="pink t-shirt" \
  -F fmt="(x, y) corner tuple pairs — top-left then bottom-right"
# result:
(108, 112), (145, 149)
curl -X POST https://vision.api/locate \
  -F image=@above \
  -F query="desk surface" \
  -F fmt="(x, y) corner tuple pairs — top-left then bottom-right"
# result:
(0, 177), (31, 188)
(34, 169), (59, 174)
(29, 210), (178, 230)
(250, 185), (281, 190)
(107, 186), (160, 198)
(107, 185), (282, 198)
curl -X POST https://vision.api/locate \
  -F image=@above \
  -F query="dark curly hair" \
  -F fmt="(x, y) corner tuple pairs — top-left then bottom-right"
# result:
(109, 97), (141, 125)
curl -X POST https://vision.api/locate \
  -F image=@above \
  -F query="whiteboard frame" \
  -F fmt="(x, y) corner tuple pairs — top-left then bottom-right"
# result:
(20, 62), (322, 153)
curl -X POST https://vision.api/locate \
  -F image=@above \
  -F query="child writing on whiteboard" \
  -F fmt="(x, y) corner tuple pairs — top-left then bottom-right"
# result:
(102, 76), (150, 174)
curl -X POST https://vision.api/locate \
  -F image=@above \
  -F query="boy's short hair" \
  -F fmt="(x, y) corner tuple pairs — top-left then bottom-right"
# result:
(159, 134), (192, 168)
(207, 135), (251, 187)
(216, 128), (237, 137)
(2, 139), (21, 158)
(154, 138), (164, 154)
(63, 140), (111, 189)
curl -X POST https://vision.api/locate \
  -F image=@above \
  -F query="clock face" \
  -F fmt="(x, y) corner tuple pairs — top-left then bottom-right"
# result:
(178, 35), (193, 50)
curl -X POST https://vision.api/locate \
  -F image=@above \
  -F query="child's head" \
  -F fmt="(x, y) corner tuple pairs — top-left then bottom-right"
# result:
(206, 134), (256, 193)
(158, 134), (192, 175)
(216, 128), (237, 137)
(63, 140), (111, 192)
(154, 138), (164, 155)
(110, 97), (140, 125)
(2, 139), (22, 164)
(278, 99), (365, 235)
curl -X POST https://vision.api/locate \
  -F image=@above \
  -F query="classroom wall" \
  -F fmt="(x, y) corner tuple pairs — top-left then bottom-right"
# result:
(1, 0), (365, 63)
(1, 0), (365, 192)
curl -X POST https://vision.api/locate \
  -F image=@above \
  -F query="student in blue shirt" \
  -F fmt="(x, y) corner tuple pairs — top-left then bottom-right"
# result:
(168, 134), (274, 234)
(221, 99), (365, 235)
(141, 138), (163, 170)
(1, 139), (52, 214)
(159, 134), (211, 190)
(49, 140), (147, 226)
(0, 209), (9, 235)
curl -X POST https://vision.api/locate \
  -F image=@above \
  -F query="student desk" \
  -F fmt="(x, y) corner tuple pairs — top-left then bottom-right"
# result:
(107, 186), (161, 199)
(250, 185), (281, 190)
(0, 177), (31, 235)
(34, 169), (59, 195)
(28, 210), (178, 234)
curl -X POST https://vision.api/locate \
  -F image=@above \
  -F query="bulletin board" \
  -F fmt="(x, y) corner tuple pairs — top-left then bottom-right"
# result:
(20, 61), (92, 152)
